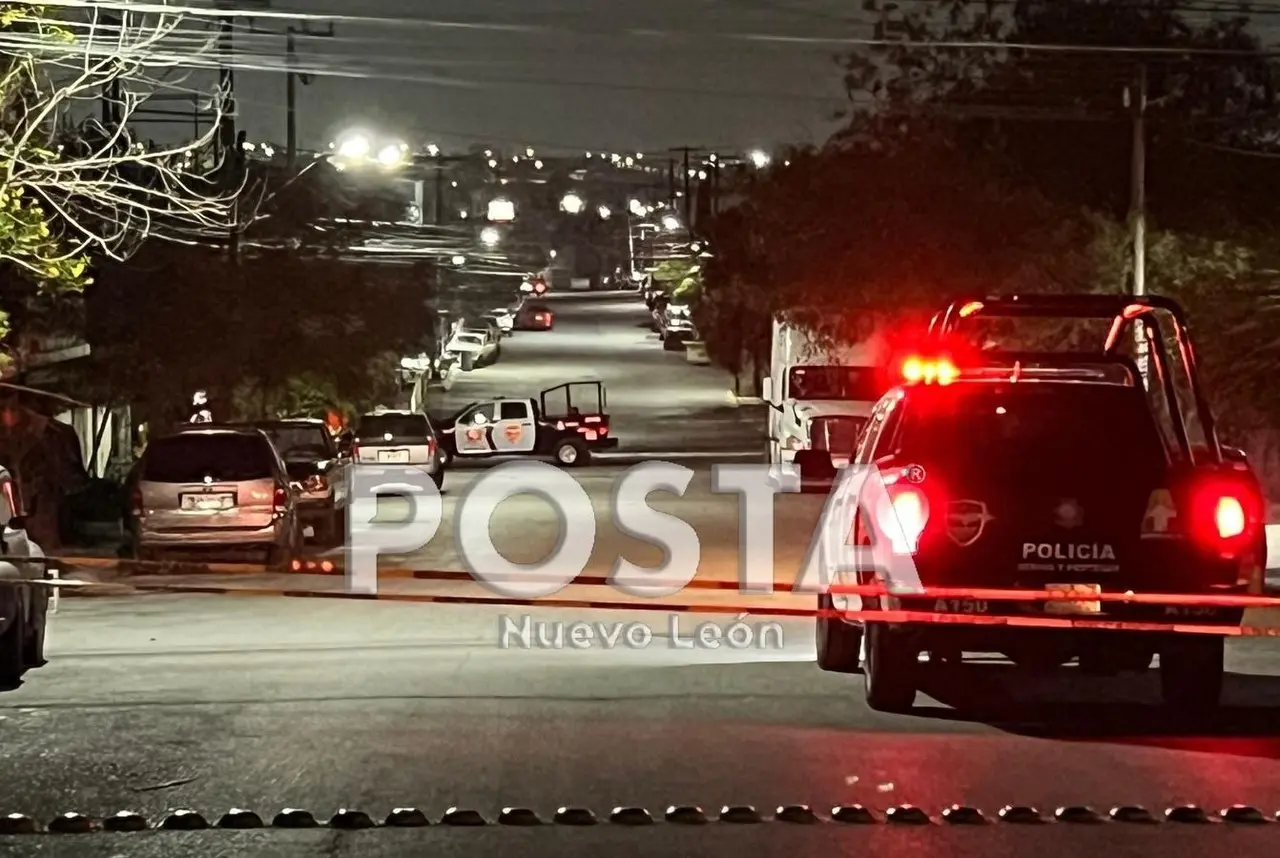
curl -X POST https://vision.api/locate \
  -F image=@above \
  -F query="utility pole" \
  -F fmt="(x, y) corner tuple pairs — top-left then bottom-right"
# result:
(100, 12), (122, 126)
(215, 2), (236, 175)
(285, 22), (334, 171)
(1129, 63), (1147, 299)
(1127, 63), (1148, 381)
(667, 157), (676, 207)
(669, 146), (704, 230)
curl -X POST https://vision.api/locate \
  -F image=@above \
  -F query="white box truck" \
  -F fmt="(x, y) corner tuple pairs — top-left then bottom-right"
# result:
(762, 316), (890, 472)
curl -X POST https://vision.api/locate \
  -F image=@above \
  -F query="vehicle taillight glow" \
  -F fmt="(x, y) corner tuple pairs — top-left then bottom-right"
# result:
(130, 486), (142, 517)
(1184, 474), (1261, 556)
(273, 485), (288, 512)
(1215, 495), (1246, 539)
(427, 436), (437, 456)
(878, 485), (930, 554)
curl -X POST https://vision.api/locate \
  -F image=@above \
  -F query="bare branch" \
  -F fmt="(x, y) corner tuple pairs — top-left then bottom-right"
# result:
(0, 2), (242, 270)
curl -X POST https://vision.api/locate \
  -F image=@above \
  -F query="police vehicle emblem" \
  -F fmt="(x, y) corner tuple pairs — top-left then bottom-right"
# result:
(946, 500), (994, 547)
(1054, 498), (1083, 529)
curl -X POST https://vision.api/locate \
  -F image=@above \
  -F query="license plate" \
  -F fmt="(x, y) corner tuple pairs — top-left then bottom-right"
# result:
(584, 430), (598, 441)
(378, 449), (410, 463)
(1045, 583), (1102, 614)
(181, 493), (234, 511)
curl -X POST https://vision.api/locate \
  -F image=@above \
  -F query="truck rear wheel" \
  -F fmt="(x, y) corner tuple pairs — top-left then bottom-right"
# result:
(554, 439), (589, 467)
(0, 614), (26, 685)
(864, 623), (918, 712)
(816, 593), (863, 673)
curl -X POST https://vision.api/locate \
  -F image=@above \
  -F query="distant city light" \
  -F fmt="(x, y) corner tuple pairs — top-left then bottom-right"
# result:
(487, 159), (498, 168)
(662, 214), (681, 231)
(452, 255), (466, 265)
(534, 159), (544, 169)
(525, 147), (535, 157)
(480, 227), (500, 247)
(426, 143), (440, 156)
(628, 199), (645, 217)
(749, 149), (770, 169)
(561, 192), (585, 214)
(549, 249), (558, 259)
(488, 198), (516, 222)
(597, 205), (611, 220)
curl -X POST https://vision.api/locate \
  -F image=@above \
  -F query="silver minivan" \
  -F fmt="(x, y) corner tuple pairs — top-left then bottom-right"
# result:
(133, 426), (302, 567)
(352, 411), (445, 488)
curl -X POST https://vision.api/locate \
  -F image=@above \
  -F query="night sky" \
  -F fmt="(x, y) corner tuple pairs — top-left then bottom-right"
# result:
(224, 0), (858, 154)
(149, 1), (1274, 156)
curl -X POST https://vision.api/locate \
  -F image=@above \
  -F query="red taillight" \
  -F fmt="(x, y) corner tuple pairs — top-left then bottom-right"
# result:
(1215, 496), (1246, 539)
(535, 313), (545, 321)
(1184, 475), (1262, 557)
(351, 443), (360, 458)
(878, 485), (931, 554)
(130, 487), (142, 517)
(427, 436), (437, 456)
(273, 485), (288, 512)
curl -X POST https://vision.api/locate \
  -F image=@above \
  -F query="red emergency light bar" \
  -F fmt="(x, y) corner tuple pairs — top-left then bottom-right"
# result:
(900, 355), (959, 385)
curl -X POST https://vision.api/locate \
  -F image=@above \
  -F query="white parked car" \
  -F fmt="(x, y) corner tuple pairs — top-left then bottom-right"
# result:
(487, 308), (515, 335)
(446, 329), (500, 369)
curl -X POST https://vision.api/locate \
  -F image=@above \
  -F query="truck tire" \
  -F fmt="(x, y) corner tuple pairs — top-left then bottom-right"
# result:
(816, 593), (862, 673)
(0, 614), (26, 685)
(863, 623), (918, 712)
(554, 439), (589, 467)
(1159, 636), (1224, 710)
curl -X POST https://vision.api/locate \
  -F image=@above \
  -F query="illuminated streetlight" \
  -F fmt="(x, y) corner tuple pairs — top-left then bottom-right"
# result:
(561, 192), (584, 214)
(426, 143), (440, 156)
(549, 249), (557, 259)
(628, 199), (646, 217)
(377, 143), (407, 167)
(336, 132), (371, 159)
(662, 214), (681, 231)
(451, 255), (466, 266)
(597, 205), (611, 219)
(480, 227), (500, 247)
(749, 149), (771, 169)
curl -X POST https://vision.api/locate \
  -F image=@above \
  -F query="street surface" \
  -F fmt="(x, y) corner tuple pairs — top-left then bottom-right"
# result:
(4, 291), (1280, 857)
(428, 290), (765, 453)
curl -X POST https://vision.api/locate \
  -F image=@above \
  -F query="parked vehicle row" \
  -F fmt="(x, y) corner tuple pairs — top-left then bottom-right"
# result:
(644, 286), (699, 351)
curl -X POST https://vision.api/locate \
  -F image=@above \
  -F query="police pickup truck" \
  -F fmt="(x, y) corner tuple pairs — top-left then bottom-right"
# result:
(817, 295), (1266, 714)
(436, 381), (618, 466)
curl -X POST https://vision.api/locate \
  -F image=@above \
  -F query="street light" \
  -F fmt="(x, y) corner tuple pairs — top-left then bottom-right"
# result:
(336, 132), (371, 159)
(561, 192), (584, 214)
(377, 142), (407, 167)
(480, 227), (500, 247)
(628, 199), (646, 217)
(451, 254), (466, 266)
(662, 214), (681, 231)
(749, 149), (771, 169)
(597, 205), (611, 220)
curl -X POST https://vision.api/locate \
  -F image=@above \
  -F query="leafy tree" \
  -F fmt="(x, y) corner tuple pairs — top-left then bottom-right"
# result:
(0, 3), (241, 368)
(85, 165), (435, 428)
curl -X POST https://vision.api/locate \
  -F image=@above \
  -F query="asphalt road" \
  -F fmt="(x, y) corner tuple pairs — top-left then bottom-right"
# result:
(424, 290), (766, 454)
(7, 291), (1280, 857)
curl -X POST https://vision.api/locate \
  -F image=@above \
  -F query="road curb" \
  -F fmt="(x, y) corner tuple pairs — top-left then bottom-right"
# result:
(724, 390), (764, 407)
